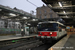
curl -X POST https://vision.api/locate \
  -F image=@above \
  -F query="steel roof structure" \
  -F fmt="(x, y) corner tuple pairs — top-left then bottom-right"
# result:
(42, 0), (75, 27)
(0, 4), (43, 26)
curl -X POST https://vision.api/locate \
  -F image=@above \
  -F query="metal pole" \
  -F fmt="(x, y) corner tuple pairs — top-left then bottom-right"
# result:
(20, 21), (25, 36)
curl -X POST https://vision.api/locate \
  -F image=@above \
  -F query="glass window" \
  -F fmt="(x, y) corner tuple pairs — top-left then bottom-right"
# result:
(50, 10), (52, 12)
(59, 25), (66, 32)
(59, 25), (66, 29)
(38, 23), (53, 28)
(40, 16), (41, 19)
(59, 29), (62, 32)
(50, 14), (52, 18)
(39, 11), (41, 14)
(44, 10), (46, 13)
(44, 15), (46, 18)
(38, 23), (58, 31)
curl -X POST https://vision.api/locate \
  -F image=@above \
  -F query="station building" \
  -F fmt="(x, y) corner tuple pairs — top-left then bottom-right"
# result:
(36, 4), (59, 19)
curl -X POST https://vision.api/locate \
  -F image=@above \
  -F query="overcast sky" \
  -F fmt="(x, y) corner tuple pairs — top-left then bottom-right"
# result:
(0, 0), (45, 15)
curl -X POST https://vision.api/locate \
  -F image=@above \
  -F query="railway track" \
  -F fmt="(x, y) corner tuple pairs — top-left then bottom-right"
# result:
(0, 37), (43, 50)
(0, 34), (67, 50)
(10, 40), (43, 50)
(0, 36), (37, 47)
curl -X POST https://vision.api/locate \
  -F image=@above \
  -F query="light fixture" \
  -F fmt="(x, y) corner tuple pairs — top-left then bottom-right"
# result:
(15, 22), (20, 24)
(28, 23), (31, 25)
(9, 13), (16, 16)
(37, 25), (39, 26)
(58, 2), (62, 7)
(48, 4), (52, 7)
(66, 16), (68, 18)
(63, 11), (66, 13)
(32, 19), (36, 21)
(23, 17), (27, 19)
(32, 19), (38, 21)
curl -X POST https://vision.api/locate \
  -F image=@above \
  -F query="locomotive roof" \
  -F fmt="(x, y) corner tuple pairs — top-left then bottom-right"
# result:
(38, 21), (66, 26)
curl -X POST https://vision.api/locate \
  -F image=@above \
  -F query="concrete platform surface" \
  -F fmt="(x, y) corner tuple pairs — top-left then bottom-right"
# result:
(0, 34), (38, 41)
(48, 35), (70, 50)
(62, 34), (75, 50)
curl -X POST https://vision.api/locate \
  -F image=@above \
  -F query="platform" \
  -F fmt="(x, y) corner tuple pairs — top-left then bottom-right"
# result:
(0, 34), (38, 41)
(48, 34), (75, 50)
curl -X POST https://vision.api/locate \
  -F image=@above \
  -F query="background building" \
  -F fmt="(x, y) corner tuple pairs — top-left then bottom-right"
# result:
(36, 5), (59, 19)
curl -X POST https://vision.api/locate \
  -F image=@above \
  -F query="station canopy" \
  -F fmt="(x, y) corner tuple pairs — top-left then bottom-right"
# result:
(42, 0), (75, 26)
(0, 5), (43, 26)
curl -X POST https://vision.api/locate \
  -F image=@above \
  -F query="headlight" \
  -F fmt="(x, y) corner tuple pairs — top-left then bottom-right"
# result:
(50, 32), (52, 34)
(50, 32), (52, 35)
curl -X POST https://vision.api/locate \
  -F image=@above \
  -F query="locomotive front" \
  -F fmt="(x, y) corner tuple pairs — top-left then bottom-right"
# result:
(37, 22), (58, 43)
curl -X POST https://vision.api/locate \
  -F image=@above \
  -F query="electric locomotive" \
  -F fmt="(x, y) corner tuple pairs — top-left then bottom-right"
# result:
(37, 21), (66, 43)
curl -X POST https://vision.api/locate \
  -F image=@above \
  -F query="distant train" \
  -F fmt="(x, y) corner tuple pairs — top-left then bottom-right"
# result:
(37, 21), (67, 43)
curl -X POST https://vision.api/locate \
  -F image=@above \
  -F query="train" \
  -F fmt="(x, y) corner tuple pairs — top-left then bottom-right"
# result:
(37, 21), (67, 43)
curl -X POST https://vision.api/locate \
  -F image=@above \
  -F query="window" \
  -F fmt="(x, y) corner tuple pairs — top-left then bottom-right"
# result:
(59, 25), (66, 32)
(44, 15), (46, 18)
(39, 16), (41, 19)
(44, 10), (46, 13)
(38, 23), (58, 31)
(59, 25), (66, 29)
(39, 11), (41, 14)
(50, 14), (52, 18)
(39, 23), (53, 28)
(50, 10), (52, 12)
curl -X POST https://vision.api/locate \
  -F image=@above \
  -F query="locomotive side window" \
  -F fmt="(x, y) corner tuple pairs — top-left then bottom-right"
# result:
(59, 25), (66, 32)
(59, 28), (62, 32)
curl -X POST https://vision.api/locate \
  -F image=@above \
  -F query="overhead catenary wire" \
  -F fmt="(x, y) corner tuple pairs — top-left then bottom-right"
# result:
(27, 0), (38, 7)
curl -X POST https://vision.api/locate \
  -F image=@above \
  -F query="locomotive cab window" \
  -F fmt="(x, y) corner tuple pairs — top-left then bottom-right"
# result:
(38, 23), (58, 31)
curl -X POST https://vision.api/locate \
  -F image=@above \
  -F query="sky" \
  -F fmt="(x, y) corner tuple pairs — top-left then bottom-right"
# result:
(0, 0), (45, 15)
